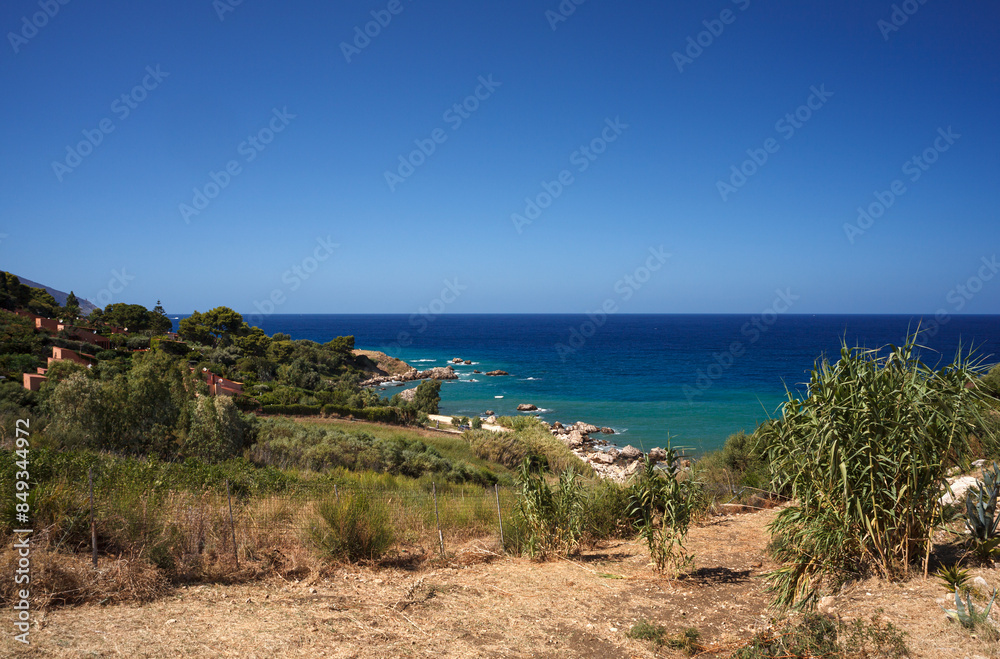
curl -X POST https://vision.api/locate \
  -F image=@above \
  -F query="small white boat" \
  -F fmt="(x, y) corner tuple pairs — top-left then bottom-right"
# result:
(494, 395), (504, 399)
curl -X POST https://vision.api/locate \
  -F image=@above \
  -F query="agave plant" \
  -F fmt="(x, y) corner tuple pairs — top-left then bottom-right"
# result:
(966, 462), (1000, 559)
(942, 586), (998, 628)
(934, 564), (971, 593)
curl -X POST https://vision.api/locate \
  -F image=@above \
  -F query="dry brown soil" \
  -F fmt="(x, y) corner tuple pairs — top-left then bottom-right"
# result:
(3, 508), (998, 658)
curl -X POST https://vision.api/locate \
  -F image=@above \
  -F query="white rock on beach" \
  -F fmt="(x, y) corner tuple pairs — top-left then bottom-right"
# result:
(940, 475), (980, 506)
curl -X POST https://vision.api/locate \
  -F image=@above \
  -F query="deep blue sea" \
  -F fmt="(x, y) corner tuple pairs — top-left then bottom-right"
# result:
(181, 314), (1000, 454)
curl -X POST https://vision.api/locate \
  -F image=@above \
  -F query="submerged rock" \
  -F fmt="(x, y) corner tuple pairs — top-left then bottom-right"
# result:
(485, 370), (510, 376)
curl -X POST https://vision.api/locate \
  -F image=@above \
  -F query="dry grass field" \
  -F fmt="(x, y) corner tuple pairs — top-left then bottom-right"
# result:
(3, 506), (997, 658)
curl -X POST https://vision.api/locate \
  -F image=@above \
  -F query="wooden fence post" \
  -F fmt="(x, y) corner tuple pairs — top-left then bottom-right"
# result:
(494, 484), (505, 550)
(226, 480), (239, 568)
(433, 482), (444, 556)
(89, 466), (97, 569)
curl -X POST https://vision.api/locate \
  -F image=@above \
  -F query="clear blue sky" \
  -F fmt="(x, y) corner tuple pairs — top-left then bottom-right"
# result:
(1, 0), (998, 316)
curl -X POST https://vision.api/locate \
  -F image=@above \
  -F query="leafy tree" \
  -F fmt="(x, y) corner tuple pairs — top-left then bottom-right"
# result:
(27, 288), (58, 317)
(324, 335), (355, 354)
(0, 273), (33, 311)
(149, 300), (172, 335)
(183, 396), (255, 462)
(178, 307), (247, 346)
(410, 380), (441, 414)
(236, 326), (272, 357)
(42, 360), (89, 385)
(101, 303), (153, 331)
(60, 291), (81, 321)
(0, 310), (43, 356)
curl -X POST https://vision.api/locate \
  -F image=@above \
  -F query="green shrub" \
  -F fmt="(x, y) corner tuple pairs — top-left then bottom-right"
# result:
(250, 419), (495, 484)
(628, 453), (699, 576)
(761, 335), (998, 607)
(627, 620), (667, 646)
(310, 491), (394, 562)
(262, 404), (321, 416)
(983, 363), (1000, 396)
(495, 415), (545, 431)
(733, 612), (908, 659)
(470, 416), (483, 430)
(582, 480), (633, 543)
(464, 426), (584, 475)
(510, 460), (585, 559)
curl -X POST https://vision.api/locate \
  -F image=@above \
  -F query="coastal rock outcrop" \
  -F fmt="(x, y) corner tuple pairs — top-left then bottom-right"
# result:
(516, 403), (538, 411)
(451, 358), (464, 363)
(359, 365), (458, 387)
(574, 423), (600, 435)
(589, 451), (615, 465)
(619, 445), (642, 460)
(600, 427), (615, 434)
(397, 388), (417, 402)
(648, 447), (668, 463)
(485, 370), (509, 376)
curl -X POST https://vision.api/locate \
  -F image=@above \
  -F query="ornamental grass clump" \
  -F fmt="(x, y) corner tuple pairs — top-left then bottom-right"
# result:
(761, 333), (997, 607)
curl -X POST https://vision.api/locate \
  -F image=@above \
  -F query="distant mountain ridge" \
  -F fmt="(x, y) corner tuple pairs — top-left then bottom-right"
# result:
(11, 274), (99, 315)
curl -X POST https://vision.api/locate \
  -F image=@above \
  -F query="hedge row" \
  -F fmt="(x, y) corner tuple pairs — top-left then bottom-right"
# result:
(321, 404), (413, 424)
(260, 404), (322, 416)
(258, 403), (413, 425)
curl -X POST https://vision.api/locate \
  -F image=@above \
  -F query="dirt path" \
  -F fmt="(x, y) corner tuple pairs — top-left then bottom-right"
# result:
(4, 508), (997, 658)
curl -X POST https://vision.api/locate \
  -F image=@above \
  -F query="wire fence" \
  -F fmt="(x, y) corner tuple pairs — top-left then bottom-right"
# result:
(74, 468), (518, 567)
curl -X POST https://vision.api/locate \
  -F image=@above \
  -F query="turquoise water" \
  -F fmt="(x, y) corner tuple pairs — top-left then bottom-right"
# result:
(219, 314), (1000, 453)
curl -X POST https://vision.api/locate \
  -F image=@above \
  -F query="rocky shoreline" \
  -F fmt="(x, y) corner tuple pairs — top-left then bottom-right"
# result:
(543, 419), (677, 483)
(361, 351), (677, 482)
(359, 365), (459, 387)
